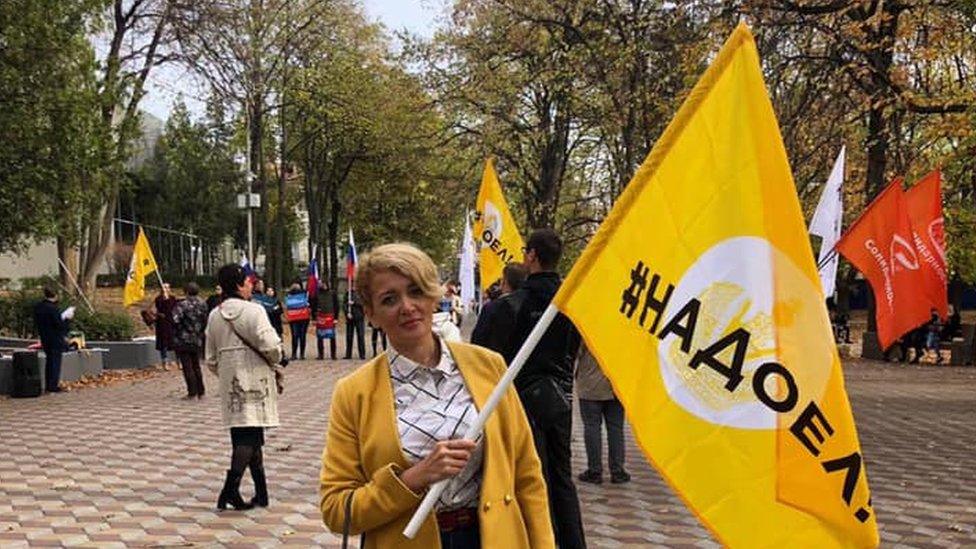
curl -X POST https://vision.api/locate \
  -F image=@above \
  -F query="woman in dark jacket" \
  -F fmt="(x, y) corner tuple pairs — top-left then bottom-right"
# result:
(265, 286), (284, 336)
(154, 283), (178, 366)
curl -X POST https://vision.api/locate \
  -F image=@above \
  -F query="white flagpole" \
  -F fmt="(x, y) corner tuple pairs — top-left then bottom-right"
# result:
(403, 304), (558, 538)
(56, 257), (95, 314)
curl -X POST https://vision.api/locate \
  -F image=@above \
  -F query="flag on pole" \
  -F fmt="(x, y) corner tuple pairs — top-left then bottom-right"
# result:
(240, 253), (258, 284)
(307, 256), (320, 300)
(459, 213), (476, 313)
(809, 147), (845, 298)
(473, 158), (524, 291)
(123, 228), (159, 306)
(552, 23), (878, 547)
(835, 179), (932, 349)
(346, 229), (358, 295)
(905, 170), (948, 318)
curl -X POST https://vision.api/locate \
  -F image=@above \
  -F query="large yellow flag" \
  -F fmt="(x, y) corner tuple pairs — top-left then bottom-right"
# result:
(554, 24), (878, 547)
(123, 227), (159, 306)
(473, 158), (524, 291)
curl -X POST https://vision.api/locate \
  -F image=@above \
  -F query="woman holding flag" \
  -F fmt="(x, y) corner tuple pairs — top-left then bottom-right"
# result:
(319, 242), (553, 548)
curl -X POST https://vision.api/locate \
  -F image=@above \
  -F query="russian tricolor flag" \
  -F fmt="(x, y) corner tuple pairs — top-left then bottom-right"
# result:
(346, 229), (358, 284)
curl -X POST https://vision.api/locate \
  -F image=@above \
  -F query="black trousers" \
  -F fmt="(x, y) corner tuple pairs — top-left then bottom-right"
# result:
(317, 336), (336, 360)
(43, 347), (62, 392)
(371, 327), (387, 356)
(290, 321), (308, 359)
(344, 318), (366, 359)
(527, 407), (586, 549)
(176, 350), (205, 396)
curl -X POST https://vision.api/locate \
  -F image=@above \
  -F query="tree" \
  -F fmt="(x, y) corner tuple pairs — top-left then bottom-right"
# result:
(0, 0), (108, 256)
(170, 0), (337, 288)
(128, 99), (242, 272)
(285, 4), (468, 294)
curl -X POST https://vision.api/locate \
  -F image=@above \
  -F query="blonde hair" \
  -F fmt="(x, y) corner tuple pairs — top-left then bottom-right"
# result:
(355, 242), (442, 309)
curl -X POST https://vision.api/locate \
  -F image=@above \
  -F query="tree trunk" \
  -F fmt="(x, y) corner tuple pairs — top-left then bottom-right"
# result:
(248, 100), (268, 279)
(859, 3), (900, 333)
(275, 94), (287, 288)
(328, 183), (342, 312)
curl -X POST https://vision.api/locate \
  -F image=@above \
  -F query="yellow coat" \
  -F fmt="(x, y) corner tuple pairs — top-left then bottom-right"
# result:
(319, 341), (555, 548)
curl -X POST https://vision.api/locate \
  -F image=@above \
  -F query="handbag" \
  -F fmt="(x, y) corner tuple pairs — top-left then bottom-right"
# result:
(518, 376), (571, 425)
(220, 309), (284, 394)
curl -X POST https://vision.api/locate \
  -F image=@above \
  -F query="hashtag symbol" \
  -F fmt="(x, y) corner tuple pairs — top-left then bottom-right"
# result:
(620, 260), (649, 319)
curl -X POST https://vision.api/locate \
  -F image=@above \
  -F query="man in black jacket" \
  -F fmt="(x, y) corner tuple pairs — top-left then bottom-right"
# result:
(470, 262), (526, 349)
(342, 290), (366, 360)
(33, 287), (69, 393)
(478, 228), (586, 549)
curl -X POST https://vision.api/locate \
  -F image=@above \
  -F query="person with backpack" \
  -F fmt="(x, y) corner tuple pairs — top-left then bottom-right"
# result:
(285, 280), (311, 361)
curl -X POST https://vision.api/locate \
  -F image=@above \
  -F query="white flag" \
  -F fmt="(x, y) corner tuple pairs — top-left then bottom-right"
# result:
(459, 213), (476, 314)
(809, 146), (845, 298)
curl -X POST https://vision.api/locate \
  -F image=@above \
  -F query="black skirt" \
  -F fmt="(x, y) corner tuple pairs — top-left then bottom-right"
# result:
(230, 426), (265, 446)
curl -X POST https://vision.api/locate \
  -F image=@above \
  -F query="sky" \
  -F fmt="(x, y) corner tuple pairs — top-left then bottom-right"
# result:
(141, 0), (445, 121)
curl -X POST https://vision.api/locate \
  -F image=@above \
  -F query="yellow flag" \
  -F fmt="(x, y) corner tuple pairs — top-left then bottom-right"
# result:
(473, 158), (524, 291)
(553, 24), (878, 547)
(123, 227), (159, 306)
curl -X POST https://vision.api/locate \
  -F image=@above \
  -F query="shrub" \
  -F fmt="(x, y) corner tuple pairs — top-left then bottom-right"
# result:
(71, 308), (135, 341)
(0, 289), (134, 340)
(0, 288), (42, 338)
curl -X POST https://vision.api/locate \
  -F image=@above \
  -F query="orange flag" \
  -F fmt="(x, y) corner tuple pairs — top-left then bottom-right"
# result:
(905, 170), (948, 318)
(836, 179), (931, 348)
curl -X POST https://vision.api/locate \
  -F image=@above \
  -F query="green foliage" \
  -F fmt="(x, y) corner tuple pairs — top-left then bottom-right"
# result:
(130, 101), (242, 243)
(71, 308), (135, 341)
(0, 288), (134, 341)
(284, 5), (469, 278)
(0, 0), (109, 252)
(0, 289), (42, 338)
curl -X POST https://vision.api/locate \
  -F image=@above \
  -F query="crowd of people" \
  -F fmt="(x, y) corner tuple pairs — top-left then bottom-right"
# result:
(52, 229), (976, 548)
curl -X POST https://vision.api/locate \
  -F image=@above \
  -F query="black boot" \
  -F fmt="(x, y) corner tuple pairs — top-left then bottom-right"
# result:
(250, 466), (268, 507)
(217, 469), (254, 511)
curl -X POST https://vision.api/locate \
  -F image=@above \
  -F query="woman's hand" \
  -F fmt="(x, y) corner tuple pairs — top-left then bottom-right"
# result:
(399, 439), (476, 493)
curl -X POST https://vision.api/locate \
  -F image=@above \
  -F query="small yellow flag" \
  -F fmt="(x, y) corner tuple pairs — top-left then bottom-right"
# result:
(553, 24), (878, 547)
(123, 227), (159, 307)
(472, 158), (525, 291)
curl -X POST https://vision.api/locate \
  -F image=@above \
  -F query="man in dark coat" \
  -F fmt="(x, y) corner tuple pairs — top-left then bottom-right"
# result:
(342, 290), (366, 360)
(33, 287), (69, 393)
(470, 262), (527, 349)
(476, 228), (586, 549)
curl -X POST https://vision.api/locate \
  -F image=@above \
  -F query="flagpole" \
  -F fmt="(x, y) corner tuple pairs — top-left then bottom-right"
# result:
(56, 257), (95, 314)
(403, 304), (559, 538)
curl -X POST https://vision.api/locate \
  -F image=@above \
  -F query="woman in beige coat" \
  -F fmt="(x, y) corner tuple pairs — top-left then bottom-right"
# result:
(205, 263), (285, 511)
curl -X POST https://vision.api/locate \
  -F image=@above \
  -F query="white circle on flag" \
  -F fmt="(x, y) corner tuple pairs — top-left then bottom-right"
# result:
(657, 236), (831, 430)
(483, 200), (503, 240)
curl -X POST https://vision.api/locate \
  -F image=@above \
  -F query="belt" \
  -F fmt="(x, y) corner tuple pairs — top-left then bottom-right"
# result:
(436, 507), (479, 532)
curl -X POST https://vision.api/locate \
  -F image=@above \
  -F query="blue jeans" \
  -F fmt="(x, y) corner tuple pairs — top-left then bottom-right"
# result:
(926, 332), (939, 350)
(440, 523), (480, 549)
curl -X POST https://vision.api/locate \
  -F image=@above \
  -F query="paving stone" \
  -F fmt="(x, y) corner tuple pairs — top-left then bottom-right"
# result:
(0, 357), (973, 546)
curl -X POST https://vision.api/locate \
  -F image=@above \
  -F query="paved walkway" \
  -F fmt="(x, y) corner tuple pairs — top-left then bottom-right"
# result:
(1, 357), (974, 547)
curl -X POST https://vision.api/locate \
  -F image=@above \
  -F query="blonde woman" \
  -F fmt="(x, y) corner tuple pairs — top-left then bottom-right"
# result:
(319, 243), (554, 548)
